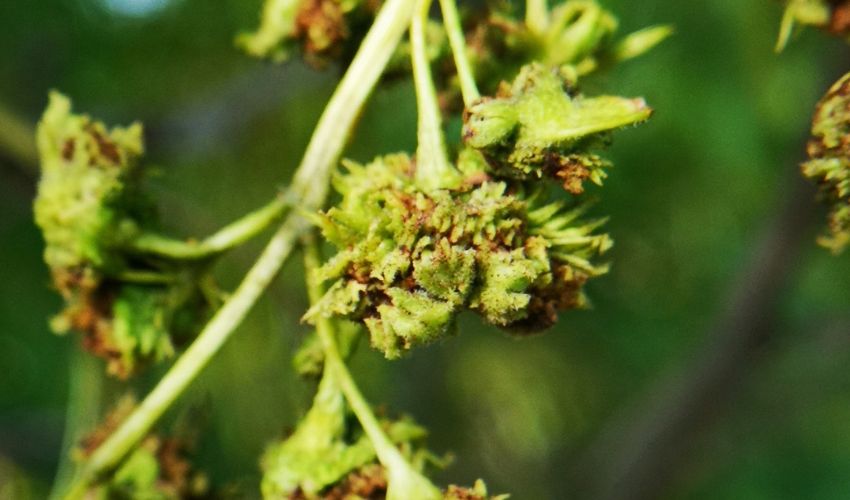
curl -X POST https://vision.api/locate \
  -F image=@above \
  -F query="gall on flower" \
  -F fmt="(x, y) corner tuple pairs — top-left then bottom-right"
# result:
(463, 63), (651, 194)
(303, 152), (611, 359)
(33, 93), (210, 378)
(802, 71), (850, 253)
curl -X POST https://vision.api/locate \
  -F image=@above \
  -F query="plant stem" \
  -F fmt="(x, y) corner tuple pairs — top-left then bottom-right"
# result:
(59, 0), (416, 496)
(48, 350), (103, 500)
(525, 0), (549, 36)
(304, 238), (441, 500)
(411, 0), (456, 191)
(438, 0), (480, 105)
(130, 195), (290, 260)
(0, 101), (38, 172)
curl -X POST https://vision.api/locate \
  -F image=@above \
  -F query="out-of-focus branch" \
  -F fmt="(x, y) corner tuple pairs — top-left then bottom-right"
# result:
(0, 102), (37, 171)
(571, 172), (818, 500)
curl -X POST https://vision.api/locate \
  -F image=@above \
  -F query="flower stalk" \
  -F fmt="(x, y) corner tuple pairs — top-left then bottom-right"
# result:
(304, 237), (442, 500)
(438, 0), (480, 105)
(411, 0), (456, 191)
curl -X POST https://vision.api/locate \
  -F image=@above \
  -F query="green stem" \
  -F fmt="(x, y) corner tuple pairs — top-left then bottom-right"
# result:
(304, 238), (441, 500)
(524, 0), (549, 36)
(0, 102), (38, 172)
(48, 350), (103, 500)
(411, 0), (457, 191)
(60, 0), (416, 496)
(130, 195), (290, 260)
(438, 0), (480, 106)
(116, 270), (176, 284)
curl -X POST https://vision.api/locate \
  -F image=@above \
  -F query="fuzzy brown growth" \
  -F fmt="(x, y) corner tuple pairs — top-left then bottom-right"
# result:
(78, 396), (137, 457)
(84, 124), (121, 166)
(156, 436), (210, 498)
(545, 153), (591, 194)
(830, 1), (850, 33)
(323, 464), (387, 499)
(444, 484), (488, 500)
(295, 0), (348, 62)
(52, 268), (132, 377)
(511, 264), (589, 333)
(807, 76), (850, 159)
(61, 139), (75, 161)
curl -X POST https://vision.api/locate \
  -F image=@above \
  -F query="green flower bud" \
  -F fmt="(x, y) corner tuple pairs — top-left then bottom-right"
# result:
(802, 72), (850, 253)
(305, 153), (610, 358)
(34, 91), (147, 274)
(33, 93), (212, 378)
(463, 63), (651, 193)
(238, 0), (376, 66)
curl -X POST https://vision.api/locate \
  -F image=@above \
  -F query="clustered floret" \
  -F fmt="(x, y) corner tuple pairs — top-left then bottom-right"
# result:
(302, 62), (652, 360)
(33, 93), (210, 378)
(304, 150), (611, 358)
(463, 63), (651, 193)
(238, 0), (378, 65)
(802, 71), (850, 252)
(261, 368), (430, 498)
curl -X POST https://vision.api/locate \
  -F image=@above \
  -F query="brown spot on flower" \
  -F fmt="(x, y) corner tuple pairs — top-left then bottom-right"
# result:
(545, 153), (591, 195)
(444, 484), (488, 500)
(323, 464), (387, 499)
(295, 0), (348, 61)
(509, 264), (588, 334)
(84, 124), (121, 165)
(61, 138), (75, 161)
(830, 1), (850, 34)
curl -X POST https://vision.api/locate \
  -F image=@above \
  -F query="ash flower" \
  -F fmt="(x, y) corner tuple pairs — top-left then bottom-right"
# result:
(304, 152), (610, 359)
(442, 0), (670, 102)
(802, 71), (850, 252)
(261, 368), (431, 498)
(237, 0), (377, 66)
(463, 63), (651, 194)
(33, 92), (284, 377)
(33, 93), (212, 378)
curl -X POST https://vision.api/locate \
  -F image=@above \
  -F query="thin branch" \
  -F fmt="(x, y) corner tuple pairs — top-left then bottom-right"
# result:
(438, 0), (480, 105)
(411, 0), (455, 190)
(130, 194), (290, 260)
(0, 102), (38, 173)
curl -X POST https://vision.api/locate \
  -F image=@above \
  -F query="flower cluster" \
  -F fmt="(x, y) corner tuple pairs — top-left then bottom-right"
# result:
(261, 368), (429, 498)
(305, 149), (611, 359)
(262, 361), (504, 499)
(463, 63), (652, 193)
(238, 0), (378, 66)
(33, 93), (211, 378)
(802, 71), (850, 252)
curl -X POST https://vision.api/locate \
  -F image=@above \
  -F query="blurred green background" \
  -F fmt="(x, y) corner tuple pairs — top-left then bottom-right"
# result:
(2, 0), (850, 498)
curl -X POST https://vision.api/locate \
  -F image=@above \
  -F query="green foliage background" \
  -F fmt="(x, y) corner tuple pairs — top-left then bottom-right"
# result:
(2, 0), (850, 498)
